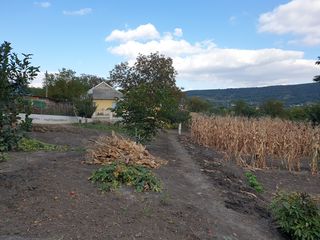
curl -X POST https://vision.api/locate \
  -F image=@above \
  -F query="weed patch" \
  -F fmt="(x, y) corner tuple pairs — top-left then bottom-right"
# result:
(18, 138), (68, 152)
(245, 172), (263, 193)
(89, 162), (162, 192)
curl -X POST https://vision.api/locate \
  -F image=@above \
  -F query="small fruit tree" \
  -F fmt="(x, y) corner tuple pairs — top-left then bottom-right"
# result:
(110, 53), (189, 143)
(0, 41), (39, 151)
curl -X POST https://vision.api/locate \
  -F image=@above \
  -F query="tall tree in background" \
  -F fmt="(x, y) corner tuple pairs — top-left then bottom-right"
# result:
(44, 68), (85, 102)
(0, 41), (39, 151)
(314, 57), (320, 83)
(111, 53), (189, 143)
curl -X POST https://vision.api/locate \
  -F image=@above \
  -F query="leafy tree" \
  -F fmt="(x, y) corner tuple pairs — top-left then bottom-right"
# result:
(306, 103), (320, 125)
(79, 74), (108, 88)
(74, 96), (97, 118)
(109, 52), (178, 92)
(0, 41), (39, 151)
(232, 100), (257, 117)
(186, 96), (212, 113)
(112, 53), (188, 143)
(314, 56), (320, 83)
(260, 99), (286, 118)
(44, 68), (89, 102)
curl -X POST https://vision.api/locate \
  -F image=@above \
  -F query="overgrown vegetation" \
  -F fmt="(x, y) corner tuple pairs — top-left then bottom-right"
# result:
(0, 41), (39, 152)
(270, 192), (320, 240)
(244, 172), (263, 193)
(89, 162), (162, 192)
(18, 138), (67, 152)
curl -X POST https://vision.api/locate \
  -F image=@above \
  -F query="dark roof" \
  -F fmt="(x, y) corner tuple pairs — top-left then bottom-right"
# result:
(92, 88), (123, 100)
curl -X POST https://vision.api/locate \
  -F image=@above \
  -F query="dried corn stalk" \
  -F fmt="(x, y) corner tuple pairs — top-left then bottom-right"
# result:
(191, 113), (320, 173)
(86, 135), (167, 168)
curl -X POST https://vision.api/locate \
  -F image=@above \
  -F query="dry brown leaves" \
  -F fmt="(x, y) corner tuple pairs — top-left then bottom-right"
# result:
(86, 134), (167, 168)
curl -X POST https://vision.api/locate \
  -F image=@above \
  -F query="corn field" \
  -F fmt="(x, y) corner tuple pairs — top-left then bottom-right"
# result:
(191, 114), (320, 174)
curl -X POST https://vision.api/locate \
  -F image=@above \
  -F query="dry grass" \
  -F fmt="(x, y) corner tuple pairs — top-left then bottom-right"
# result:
(191, 114), (320, 174)
(86, 134), (167, 168)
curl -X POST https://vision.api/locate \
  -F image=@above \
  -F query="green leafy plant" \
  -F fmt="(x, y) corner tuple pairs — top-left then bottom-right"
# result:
(0, 153), (9, 162)
(245, 172), (264, 193)
(89, 162), (162, 192)
(0, 41), (39, 152)
(270, 191), (320, 240)
(18, 138), (67, 152)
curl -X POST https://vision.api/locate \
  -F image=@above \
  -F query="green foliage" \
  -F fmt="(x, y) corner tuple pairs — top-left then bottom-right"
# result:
(186, 96), (212, 113)
(111, 53), (189, 143)
(19, 99), (33, 132)
(313, 56), (320, 83)
(307, 103), (320, 125)
(0, 153), (9, 162)
(109, 52), (177, 92)
(270, 192), (320, 240)
(232, 100), (258, 117)
(0, 41), (39, 152)
(89, 162), (162, 192)
(245, 172), (263, 193)
(260, 99), (286, 118)
(74, 96), (97, 118)
(18, 138), (67, 152)
(114, 83), (184, 143)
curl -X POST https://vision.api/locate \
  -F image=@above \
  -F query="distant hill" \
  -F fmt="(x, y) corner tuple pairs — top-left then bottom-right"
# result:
(185, 83), (320, 106)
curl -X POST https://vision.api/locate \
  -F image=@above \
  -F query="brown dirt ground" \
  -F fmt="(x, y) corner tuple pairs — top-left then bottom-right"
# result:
(0, 125), (319, 240)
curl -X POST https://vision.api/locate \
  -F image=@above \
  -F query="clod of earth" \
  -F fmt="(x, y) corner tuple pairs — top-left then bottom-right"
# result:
(86, 134), (167, 168)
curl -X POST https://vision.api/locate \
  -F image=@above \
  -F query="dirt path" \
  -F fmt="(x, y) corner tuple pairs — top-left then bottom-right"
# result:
(149, 131), (282, 240)
(0, 127), (283, 240)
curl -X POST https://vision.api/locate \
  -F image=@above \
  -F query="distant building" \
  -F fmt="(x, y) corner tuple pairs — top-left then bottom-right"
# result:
(88, 82), (123, 118)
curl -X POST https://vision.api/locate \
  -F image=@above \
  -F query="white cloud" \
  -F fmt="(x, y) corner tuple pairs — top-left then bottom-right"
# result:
(258, 0), (320, 46)
(174, 28), (183, 37)
(106, 23), (160, 42)
(63, 8), (92, 16)
(34, 1), (51, 8)
(106, 24), (318, 90)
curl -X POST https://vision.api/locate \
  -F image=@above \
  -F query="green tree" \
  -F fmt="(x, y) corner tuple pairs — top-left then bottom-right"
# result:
(232, 100), (257, 117)
(0, 41), (39, 151)
(186, 96), (212, 113)
(314, 56), (320, 83)
(112, 53), (188, 143)
(74, 96), (97, 118)
(260, 100), (286, 118)
(45, 68), (89, 102)
(109, 52), (178, 92)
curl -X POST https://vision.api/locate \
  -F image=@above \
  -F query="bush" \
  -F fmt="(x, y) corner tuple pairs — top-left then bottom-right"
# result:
(89, 162), (162, 192)
(245, 172), (263, 193)
(74, 96), (97, 118)
(270, 192), (320, 240)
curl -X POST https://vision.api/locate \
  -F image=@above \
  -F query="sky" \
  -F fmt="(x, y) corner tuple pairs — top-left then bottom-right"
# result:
(1, 0), (320, 90)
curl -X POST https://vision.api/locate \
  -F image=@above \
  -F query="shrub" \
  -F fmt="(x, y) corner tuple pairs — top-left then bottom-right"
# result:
(270, 192), (320, 240)
(245, 172), (263, 193)
(89, 162), (162, 192)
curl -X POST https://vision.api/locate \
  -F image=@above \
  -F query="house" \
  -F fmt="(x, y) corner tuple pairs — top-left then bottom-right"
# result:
(88, 82), (123, 117)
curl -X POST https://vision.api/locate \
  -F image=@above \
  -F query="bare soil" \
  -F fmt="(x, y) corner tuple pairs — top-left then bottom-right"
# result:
(0, 125), (319, 240)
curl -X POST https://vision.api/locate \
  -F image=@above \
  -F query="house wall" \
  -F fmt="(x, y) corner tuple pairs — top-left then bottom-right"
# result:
(94, 99), (115, 114)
